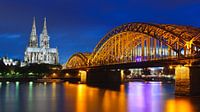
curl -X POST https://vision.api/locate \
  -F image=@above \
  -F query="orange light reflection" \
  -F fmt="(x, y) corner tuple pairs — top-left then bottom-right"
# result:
(76, 84), (87, 112)
(165, 99), (194, 112)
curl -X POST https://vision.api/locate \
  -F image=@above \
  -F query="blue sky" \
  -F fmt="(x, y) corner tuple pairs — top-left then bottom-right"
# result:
(0, 0), (200, 64)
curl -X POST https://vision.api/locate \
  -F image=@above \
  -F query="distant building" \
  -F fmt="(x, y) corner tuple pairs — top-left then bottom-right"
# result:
(1, 57), (20, 66)
(24, 17), (59, 64)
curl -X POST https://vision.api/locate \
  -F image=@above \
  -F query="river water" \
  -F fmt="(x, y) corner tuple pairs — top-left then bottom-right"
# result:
(0, 81), (199, 112)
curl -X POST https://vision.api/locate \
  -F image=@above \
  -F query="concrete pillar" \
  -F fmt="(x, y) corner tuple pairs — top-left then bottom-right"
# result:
(120, 70), (125, 83)
(175, 65), (200, 96)
(86, 69), (122, 84)
(189, 66), (200, 95)
(79, 70), (87, 83)
(175, 65), (190, 95)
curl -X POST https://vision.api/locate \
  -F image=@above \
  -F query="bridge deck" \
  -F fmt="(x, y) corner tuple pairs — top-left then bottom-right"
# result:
(64, 57), (200, 71)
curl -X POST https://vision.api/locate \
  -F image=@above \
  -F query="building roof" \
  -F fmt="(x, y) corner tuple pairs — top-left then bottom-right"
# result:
(26, 47), (58, 53)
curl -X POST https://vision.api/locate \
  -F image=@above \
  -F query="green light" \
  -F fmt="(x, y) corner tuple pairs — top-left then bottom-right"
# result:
(16, 81), (20, 85)
(0, 82), (2, 88)
(28, 72), (33, 75)
(29, 81), (33, 85)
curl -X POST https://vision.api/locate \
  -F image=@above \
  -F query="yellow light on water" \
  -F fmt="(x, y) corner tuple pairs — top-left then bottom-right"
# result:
(52, 82), (56, 97)
(165, 99), (194, 112)
(76, 85), (87, 112)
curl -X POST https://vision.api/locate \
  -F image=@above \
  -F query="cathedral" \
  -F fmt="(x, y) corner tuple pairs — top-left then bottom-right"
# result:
(24, 17), (59, 65)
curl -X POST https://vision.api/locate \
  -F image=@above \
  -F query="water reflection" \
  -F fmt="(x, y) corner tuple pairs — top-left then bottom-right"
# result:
(0, 82), (2, 88)
(52, 82), (57, 98)
(102, 84), (127, 112)
(15, 82), (19, 101)
(128, 82), (167, 112)
(15, 82), (20, 112)
(28, 81), (33, 112)
(165, 98), (194, 112)
(5, 82), (10, 99)
(76, 85), (87, 112)
(51, 82), (57, 112)
(0, 82), (199, 112)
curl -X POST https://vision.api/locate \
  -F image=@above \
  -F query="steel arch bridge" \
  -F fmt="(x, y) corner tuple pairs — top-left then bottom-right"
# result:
(66, 22), (200, 69)
(66, 52), (91, 68)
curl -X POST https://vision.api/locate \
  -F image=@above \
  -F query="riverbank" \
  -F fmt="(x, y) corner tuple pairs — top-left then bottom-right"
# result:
(0, 77), (80, 83)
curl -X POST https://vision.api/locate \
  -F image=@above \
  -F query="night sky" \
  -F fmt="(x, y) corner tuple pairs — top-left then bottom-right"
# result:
(0, 0), (200, 64)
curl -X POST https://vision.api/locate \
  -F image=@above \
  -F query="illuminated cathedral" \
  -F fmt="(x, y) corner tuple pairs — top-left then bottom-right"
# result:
(24, 17), (59, 64)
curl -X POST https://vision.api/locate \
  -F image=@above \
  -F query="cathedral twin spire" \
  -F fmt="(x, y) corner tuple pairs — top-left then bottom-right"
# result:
(25, 17), (59, 64)
(29, 17), (49, 48)
(29, 17), (38, 47)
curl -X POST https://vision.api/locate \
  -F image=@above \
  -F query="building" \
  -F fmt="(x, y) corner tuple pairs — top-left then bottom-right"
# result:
(1, 57), (20, 66)
(24, 17), (59, 64)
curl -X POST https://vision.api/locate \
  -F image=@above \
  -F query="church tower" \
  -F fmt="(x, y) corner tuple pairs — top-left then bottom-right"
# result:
(40, 17), (49, 48)
(29, 17), (38, 47)
(25, 17), (59, 65)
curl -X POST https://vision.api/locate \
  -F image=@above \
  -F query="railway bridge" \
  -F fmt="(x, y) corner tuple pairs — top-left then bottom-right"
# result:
(65, 22), (200, 95)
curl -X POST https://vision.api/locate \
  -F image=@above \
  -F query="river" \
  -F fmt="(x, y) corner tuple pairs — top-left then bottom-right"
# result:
(0, 81), (199, 112)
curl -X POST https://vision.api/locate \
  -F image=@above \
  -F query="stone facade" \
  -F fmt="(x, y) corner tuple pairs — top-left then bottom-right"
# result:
(24, 17), (59, 64)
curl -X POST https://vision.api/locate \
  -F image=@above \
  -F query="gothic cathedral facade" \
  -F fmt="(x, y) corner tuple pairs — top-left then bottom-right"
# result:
(24, 17), (59, 64)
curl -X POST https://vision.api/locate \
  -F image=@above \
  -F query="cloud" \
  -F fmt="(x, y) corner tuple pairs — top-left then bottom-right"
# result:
(0, 34), (21, 39)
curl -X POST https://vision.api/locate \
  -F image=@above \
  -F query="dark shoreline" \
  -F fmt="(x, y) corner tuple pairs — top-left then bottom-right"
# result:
(0, 78), (38, 82)
(0, 77), (80, 83)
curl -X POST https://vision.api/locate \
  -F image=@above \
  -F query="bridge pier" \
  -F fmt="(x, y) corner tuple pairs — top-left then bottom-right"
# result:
(120, 70), (125, 83)
(86, 69), (123, 85)
(175, 65), (200, 96)
(79, 70), (87, 83)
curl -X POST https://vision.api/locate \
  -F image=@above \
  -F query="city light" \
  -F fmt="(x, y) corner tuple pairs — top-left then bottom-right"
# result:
(28, 72), (33, 75)
(29, 81), (33, 85)
(65, 73), (69, 77)
(44, 82), (47, 85)
(52, 73), (57, 77)
(0, 0), (200, 112)
(169, 65), (173, 69)
(79, 70), (87, 83)
(175, 65), (189, 79)
(16, 81), (20, 85)
(43, 75), (47, 78)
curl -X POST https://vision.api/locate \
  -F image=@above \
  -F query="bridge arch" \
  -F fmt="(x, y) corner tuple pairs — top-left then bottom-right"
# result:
(94, 23), (200, 52)
(66, 52), (91, 68)
(90, 23), (200, 65)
